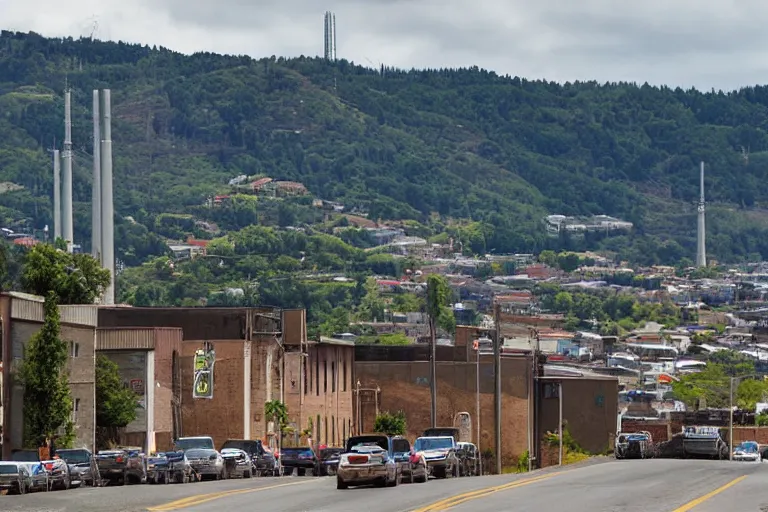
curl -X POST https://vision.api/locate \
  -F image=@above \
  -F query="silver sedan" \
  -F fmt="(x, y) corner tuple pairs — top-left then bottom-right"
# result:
(184, 449), (226, 480)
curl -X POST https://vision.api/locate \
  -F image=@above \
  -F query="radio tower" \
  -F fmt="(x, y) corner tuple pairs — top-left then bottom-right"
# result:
(696, 161), (707, 267)
(324, 11), (337, 61)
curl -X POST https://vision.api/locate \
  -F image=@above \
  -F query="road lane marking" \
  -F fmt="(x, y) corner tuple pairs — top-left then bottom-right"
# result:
(146, 480), (316, 511)
(671, 475), (748, 512)
(411, 472), (562, 512)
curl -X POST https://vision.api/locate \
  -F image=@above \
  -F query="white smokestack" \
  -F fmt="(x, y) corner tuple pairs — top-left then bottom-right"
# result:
(62, 90), (74, 253)
(53, 150), (61, 240)
(99, 89), (115, 305)
(696, 161), (707, 267)
(92, 90), (101, 263)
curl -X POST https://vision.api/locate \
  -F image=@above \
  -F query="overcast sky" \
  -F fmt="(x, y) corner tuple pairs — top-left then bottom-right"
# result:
(4, 0), (768, 91)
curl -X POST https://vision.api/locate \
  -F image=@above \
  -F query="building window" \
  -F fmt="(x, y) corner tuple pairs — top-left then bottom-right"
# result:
(303, 357), (308, 395)
(315, 354), (320, 397)
(324, 359), (328, 393)
(316, 414), (321, 444)
(70, 342), (79, 358)
(332, 415), (336, 446)
(324, 416), (328, 446)
(72, 398), (80, 422)
(343, 356), (347, 392)
(331, 361), (336, 393)
(543, 382), (560, 399)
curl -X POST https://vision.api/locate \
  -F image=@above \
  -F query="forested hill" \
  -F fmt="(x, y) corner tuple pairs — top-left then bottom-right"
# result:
(4, 30), (768, 264)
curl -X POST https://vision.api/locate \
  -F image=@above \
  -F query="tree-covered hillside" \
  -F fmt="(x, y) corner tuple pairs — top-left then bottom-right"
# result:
(4, 30), (768, 264)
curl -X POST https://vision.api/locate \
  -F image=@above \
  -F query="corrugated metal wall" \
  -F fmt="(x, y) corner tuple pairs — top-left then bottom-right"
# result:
(60, 305), (98, 327)
(97, 328), (155, 350)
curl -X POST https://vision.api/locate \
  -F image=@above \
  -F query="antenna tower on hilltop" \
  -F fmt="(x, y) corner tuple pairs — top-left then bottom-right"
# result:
(324, 11), (337, 61)
(696, 161), (707, 267)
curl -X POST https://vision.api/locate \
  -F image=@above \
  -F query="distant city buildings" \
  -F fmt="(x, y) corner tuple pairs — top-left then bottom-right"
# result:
(545, 214), (633, 235)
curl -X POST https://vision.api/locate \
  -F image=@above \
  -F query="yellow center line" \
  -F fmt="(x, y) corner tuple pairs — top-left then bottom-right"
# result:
(411, 472), (562, 512)
(670, 475), (748, 512)
(146, 480), (316, 511)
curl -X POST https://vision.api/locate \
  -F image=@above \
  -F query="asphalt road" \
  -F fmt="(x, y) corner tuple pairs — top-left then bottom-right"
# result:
(2, 458), (766, 512)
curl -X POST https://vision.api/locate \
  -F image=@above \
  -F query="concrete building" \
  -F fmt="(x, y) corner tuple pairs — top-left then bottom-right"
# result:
(0, 292), (97, 459)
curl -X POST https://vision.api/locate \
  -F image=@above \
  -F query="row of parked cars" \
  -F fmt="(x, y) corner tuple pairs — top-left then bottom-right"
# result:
(0, 436), (280, 495)
(334, 427), (480, 490)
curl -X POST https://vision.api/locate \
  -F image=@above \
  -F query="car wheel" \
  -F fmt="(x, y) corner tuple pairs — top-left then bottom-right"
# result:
(336, 477), (348, 490)
(244, 470), (252, 479)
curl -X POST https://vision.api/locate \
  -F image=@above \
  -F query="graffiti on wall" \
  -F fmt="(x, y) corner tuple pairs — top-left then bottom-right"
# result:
(193, 343), (216, 399)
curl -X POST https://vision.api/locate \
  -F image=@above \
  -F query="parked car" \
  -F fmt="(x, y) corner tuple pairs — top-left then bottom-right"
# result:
(185, 448), (226, 480)
(150, 451), (197, 484)
(413, 436), (459, 479)
(174, 436), (215, 452)
(0, 462), (31, 495)
(456, 442), (479, 476)
(95, 447), (146, 485)
(318, 448), (343, 476)
(615, 431), (655, 460)
(220, 439), (278, 476)
(10, 450), (70, 490)
(732, 441), (762, 462)
(281, 447), (317, 476)
(336, 434), (399, 489)
(17, 462), (51, 492)
(392, 437), (427, 484)
(56, 448), (99, 487)
(221, 448), (254, 478)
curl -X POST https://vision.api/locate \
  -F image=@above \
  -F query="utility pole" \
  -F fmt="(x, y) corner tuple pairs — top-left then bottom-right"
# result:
(493, 301), (502, 474)
(558, 381), (563, 465)
(430, 315), (437, 428)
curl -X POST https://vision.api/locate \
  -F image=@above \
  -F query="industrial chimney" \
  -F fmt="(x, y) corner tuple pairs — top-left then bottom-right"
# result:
(53, 150), (61, 240)
(62, 90), (74, 253)
(696, 161), (707, 267)
(92, 90), (101, 262)
(99, 89), (115, 305)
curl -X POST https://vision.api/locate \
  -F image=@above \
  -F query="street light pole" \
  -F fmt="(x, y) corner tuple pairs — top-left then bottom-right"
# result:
(729, 376), (734, 462)
(558, 381), (563, 466)
(476, 343), (482, 476)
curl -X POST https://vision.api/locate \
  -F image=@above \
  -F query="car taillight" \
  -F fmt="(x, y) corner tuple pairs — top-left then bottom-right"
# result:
(116, 456), (124, 463)
(348, 455), (368, 464)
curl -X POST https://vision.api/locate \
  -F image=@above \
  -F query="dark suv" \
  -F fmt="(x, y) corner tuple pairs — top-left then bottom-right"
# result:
(280, 447), (316, 476)
(221, 439), (278, 476)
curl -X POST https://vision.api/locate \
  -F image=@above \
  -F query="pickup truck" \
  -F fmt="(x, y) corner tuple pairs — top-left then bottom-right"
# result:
(95, 447), (146, 485)
(221, 439), (278, 477)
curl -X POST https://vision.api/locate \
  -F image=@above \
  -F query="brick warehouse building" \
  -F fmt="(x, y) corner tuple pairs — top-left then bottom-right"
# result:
(0, 292), (186, 457)
(1, 292), (98, 458)
(97, 306), (354, 450)
(353, 325), (618, 469)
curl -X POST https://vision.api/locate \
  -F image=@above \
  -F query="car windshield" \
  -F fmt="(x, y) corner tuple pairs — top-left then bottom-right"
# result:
(57, 449), (90, 464)
(186, 449), (214, 458)
(737, 442), (758, 453)
(414, 438), (453, 451)
(392, 439), (411, 454)
(0, 464), (18, 474)
(10, 450), (39, 462)
(175, 438), (214, 451)
(282, 448), (313, 458)
(221, 441), (260, 453)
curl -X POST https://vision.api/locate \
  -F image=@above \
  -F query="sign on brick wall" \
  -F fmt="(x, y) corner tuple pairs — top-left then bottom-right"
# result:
(193, 343), (216, 399)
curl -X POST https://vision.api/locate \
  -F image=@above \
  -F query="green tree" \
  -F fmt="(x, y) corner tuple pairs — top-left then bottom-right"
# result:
(19, 293), (74, 448)
(21, 244), (110, 304)
(357, 278), (386, 322)
(264, 399), (289, 441)
(373, 410), (407, 436)
(95, 355), (138, 447)
(319, 307), (350, 337)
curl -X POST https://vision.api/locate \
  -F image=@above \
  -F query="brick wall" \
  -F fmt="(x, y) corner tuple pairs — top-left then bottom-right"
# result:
(354, 357), (531, 467)
(180, 340), (245, 447)
(620, 420), (670, 443)
(538, 378), (618, 454)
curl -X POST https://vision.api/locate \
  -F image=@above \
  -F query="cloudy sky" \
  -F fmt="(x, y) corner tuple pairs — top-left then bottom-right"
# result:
(4, 0), (768, 91)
